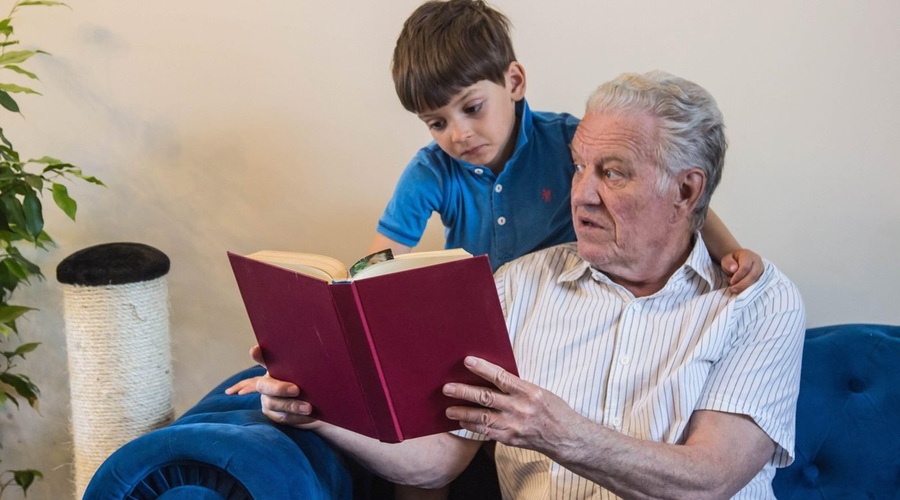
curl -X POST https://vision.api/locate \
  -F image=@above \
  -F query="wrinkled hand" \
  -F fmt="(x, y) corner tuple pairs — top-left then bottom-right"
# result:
(720, 248), (763, 294)
(247, 344), (323, 430)
(443, 356), (590, 454)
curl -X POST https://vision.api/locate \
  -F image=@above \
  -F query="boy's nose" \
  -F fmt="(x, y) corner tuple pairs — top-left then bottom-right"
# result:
(450, 122), (472, 143)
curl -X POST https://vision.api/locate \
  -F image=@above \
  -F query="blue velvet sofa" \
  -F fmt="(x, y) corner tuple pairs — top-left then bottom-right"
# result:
(84, 323), (900, 499)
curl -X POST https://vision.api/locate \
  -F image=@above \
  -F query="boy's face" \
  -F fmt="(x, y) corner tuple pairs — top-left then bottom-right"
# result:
(416, 63), (526, 173)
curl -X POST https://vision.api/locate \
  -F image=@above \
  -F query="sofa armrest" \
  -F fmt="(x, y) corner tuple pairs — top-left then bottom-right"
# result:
(83, 366), (353, 499)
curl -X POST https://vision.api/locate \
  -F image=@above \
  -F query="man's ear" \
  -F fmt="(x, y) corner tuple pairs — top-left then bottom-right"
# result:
(506, 61), (526, 101)
(673, 168), (706, 220)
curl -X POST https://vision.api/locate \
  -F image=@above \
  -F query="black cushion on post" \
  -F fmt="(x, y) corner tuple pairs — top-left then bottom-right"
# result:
(57, 242), (170, 286)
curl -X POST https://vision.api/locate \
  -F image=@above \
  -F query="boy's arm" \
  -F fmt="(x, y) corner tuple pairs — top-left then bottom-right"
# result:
(701, 209), (763, 293)
(368, 233), (412, 256)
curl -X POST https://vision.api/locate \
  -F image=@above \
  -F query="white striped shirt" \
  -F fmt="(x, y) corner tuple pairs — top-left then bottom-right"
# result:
(460, 239), (805, 499)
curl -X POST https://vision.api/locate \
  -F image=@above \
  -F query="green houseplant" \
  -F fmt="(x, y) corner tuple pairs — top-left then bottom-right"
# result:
(0, 1), (102, 496)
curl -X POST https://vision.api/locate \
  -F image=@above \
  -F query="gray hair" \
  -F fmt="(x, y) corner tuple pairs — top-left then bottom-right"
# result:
(586, 71), (727, 231)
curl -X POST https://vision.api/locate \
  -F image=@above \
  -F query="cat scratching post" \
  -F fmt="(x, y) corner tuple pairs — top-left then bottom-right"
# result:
(57, 242), (173, 499)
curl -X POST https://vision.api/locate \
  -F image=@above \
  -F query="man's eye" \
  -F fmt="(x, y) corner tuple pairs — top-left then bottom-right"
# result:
(574, 163), (586, 173)
(602, 169), (622, 179)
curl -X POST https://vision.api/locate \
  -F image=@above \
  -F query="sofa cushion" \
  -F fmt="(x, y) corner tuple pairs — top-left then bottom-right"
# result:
(772, 323), (900, 498)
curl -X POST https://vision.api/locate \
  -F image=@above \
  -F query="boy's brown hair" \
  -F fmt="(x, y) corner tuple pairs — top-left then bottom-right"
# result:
(392, 0), (517, 113)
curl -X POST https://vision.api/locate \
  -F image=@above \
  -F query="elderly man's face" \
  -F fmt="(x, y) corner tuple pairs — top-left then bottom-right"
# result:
(569, 110), (683, 277)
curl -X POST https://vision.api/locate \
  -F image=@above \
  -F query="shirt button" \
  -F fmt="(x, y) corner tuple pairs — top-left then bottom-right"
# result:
(612, 417), (622, 428)
(497, 217), (507, 226)
(474, 168), (484, 175)
(495, 184), (503, 193)
(620, 355), (631, 365)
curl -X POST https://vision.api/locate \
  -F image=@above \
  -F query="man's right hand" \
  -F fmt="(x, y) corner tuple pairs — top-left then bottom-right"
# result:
(250, 344), (324, 430)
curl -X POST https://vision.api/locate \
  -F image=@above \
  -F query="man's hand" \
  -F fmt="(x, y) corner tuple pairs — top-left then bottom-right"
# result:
(224, 376), (262, 395)
(720, 248), (764, 294)
(248, 344), (324, 430)
(443, 356), (591, 456)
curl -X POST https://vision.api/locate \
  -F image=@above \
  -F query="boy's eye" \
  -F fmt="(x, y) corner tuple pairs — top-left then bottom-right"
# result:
(428, 120), (446, 131)
(464, 102), (483, 114)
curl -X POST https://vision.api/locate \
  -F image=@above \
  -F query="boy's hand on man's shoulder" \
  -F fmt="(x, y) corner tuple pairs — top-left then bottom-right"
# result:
(721, 248), (764, 294)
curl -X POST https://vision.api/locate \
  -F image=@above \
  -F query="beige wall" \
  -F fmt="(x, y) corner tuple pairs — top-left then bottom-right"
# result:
(3, 1), (898, 498)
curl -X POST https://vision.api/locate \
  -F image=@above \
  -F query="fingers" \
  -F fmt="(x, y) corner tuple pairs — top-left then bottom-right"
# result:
(256, 373), (300, 398)
(728, 249), (764, 293)
(224, 377), (256, 395)
(445, 404), (505, 439)
(256, 374), (323, 428)
(250, 344), (266, 366)
(461, 356), (523, 395)
(720, 253), (739, 275)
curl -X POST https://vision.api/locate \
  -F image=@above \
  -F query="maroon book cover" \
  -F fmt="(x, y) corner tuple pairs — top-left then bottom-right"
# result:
(227, 252), (517, 442)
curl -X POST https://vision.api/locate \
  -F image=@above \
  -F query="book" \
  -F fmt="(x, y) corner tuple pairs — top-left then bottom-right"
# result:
(227, 248), (518, 443)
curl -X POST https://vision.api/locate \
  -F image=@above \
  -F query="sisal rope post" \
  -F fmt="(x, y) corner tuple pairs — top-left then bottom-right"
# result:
(56, 242), (173, 499)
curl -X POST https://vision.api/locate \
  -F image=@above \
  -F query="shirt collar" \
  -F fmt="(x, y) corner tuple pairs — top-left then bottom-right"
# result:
(558, 233), (719, 290)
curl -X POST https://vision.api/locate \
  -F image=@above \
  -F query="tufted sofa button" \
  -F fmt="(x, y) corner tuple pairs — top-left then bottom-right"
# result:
(802, 463), (820, 485)
(848, 377), (867, 393)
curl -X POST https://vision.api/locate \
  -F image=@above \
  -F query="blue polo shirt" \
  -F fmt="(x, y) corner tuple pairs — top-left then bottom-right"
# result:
(376, 99), (580, 271)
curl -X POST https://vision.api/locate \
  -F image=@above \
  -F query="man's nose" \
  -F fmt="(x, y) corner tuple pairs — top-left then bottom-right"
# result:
(571, 170), (601, 204)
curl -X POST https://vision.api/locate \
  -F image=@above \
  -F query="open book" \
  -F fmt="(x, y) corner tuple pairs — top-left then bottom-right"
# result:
(243, 247), (472, 282)
(227, 248), (518, 443)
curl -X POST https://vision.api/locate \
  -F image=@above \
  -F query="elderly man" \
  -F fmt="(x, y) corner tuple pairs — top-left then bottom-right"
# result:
(257, 71), (806, 499)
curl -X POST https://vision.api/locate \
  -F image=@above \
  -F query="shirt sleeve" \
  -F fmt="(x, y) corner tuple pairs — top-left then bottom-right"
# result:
(375, 152), (444, 247)
(697, 264), (806, 467)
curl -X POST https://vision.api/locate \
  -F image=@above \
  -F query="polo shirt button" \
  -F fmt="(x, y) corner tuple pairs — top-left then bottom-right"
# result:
(474, 168), (484, 175)
(612, 417), (622, 428)
(620, 355), (630, 365)
(497, 217), (507, 225)
(495, 184), (503, 193)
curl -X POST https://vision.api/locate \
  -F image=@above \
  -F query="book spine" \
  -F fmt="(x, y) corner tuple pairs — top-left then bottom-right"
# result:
(330, 283), (402, 442)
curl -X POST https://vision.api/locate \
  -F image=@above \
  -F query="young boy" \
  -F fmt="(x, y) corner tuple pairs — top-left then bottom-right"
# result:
(368, 0), (760, 289)
(231, 1), (761, 498)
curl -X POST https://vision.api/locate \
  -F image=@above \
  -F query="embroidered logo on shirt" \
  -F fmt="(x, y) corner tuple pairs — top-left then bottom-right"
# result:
(541, 188), (552, 202)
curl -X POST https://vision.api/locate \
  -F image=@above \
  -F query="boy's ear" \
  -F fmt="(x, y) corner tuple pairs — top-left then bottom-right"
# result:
(506, 61), (526, 101)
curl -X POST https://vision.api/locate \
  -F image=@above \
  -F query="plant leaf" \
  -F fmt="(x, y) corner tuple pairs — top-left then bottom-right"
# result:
(1, 391), (19, 408)
(0, 49), (36, 66)
(18, 1), (69, 7)
(51, 183), (77, 219)
(30, 155), (61, 165)
(0, 83), (40, 95)
(0, 304), (34, 323)
(0, 125), (12, 147)
(0, 90), (20, 113)
(14, 469), (43, 493)
(0, 64), (39, 80)
(22, 192), (44, 237)
(14, 342), (40, 357)
(0, 372), (40, 407)
(0, 194), (26, 233)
